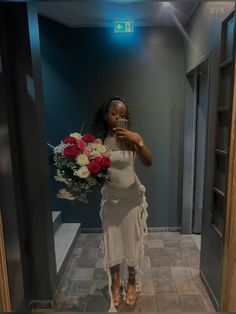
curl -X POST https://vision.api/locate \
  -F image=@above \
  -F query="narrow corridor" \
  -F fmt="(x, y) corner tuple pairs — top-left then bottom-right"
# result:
(52, 232), (215, 312)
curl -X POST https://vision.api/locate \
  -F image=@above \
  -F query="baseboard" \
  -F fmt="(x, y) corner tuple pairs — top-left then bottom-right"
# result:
(81, 228), (103, 233)
(82, 227), (181, 233)
(28, 300), (54, 310)
(148, 227), (181, 232)
(199, 270), (218, 311)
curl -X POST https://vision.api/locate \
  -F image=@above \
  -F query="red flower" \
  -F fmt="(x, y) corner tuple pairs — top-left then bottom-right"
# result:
(76, 139), (86, 152)
(100, 156), (111, 168)
(94, 156), (102, 163)
(82, 134), (95, 143)
(64, 136), (77, 145)
(88, 161), (101, 175)
(63, 145), (78, 159)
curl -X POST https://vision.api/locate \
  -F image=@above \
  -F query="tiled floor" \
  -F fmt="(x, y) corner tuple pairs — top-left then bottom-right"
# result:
(53, 232), (215, 312)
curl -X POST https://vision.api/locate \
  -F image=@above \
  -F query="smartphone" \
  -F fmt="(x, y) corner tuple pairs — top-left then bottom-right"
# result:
(115, 119), (128, 128)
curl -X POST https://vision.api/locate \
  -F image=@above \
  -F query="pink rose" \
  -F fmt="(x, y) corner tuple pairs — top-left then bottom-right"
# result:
(94, 138), (102, 144)
(63, 145), (78, 159)
(76, 139), (86, 152)
(88, 161), (101, 175)
(83, 148), (91, 157)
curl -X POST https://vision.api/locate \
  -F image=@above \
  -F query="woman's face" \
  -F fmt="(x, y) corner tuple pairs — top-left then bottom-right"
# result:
(106, 101), (127, 130)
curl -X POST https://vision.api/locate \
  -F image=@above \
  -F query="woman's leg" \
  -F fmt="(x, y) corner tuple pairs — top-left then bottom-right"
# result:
(125, 266), (138, 305)
(110, 264), (122, 307)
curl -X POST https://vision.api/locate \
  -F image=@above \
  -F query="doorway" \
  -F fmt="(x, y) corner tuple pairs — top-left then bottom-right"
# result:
(182, 55), (210, 237)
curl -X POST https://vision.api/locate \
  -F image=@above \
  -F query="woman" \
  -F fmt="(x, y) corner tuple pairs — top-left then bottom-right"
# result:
(92, 96), (152, 311)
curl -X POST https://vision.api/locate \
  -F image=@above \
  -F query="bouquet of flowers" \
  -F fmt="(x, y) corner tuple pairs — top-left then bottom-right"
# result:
(53, 132), (112, 203)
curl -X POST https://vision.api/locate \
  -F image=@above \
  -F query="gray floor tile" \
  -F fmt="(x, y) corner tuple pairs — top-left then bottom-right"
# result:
(84, 240), (101, 250)
(163, 239), (180, 247)
(53, 232), (216, 312)
(148, 239), (164, 248)
(89, 279), (109, 296)
(84, 295), (110, 312)
(141, 269), (153, 283)
(164, 247), (183, 258)
(156, 294), (182, 312)
(201, 294), (216, 312)
(179, 246), (200, 257)
(185, 256), (200, 268)
(147, 232), (163, 240)
(169, 256), (188, 267)
(190, 267), (200, 280)
(64, 280), (91, 296)
(150, 254), (171, 267)
(68, 268), (94, 281)
(74, 256), (97, 268)
(57, 296), (87, 311)
(153, 279), (177, 294)
(152, 267), (173, 280)
(95, 256), (104, 268)
(148, 247), (167, 257)
(161, 232), (181, 239)
(86, 233), (103, 241)
(139, 282), (155, 295)
(179, 295), (208, 312)
(80, 248), (100, 258)
(93, 268), (108, 281)
(171, 267), (192, 280)
(123, 295), (157, 312)
(76, 239), (87, 248)
(175, 280), (200, 295)
(193, 277), (208, 295)
(79, 233), (88, 241)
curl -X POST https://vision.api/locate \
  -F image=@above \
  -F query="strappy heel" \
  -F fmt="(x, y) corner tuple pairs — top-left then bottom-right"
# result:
(125, 267), (138, 306)
(110, 265), (122, 307)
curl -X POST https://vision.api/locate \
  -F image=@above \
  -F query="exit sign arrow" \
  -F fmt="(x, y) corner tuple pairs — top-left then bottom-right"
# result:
(115, 21), (134, 33)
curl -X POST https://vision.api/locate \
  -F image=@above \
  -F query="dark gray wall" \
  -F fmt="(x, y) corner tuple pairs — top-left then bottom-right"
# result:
(0, 3), (58, 306)
(0, 5), (25, 310)
(39, 16), (185, 229)
(184, 1), (235, 308)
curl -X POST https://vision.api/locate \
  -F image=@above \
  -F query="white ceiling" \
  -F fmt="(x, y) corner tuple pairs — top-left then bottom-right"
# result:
(37, 1), (200, 27)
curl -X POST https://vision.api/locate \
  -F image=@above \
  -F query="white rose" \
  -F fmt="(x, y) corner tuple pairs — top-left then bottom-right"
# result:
(77, 166), (90, 178)
(94, 143), (107, 154)
(76, 154), (89, 166)
(70, 132), (82, 140)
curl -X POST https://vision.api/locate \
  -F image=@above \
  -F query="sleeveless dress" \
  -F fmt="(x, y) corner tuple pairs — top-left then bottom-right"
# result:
(99, 134), (149, 312)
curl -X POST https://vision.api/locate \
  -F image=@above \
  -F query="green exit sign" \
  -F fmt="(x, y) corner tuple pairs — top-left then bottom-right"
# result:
(114, 21), (134, 33)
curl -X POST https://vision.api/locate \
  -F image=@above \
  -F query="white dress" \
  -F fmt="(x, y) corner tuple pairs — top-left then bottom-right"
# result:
(99, 134), (149, 312)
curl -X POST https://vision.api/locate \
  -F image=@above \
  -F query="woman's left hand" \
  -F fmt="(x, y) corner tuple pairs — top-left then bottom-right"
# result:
(113, 127), (142, 145)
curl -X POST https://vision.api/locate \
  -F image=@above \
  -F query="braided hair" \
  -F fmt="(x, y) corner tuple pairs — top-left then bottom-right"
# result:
(91, 96), (131, 142)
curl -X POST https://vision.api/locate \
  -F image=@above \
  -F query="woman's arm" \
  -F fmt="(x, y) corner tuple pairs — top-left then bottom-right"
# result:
(133, 138), (152, 167)
(114, 127), (152, 167)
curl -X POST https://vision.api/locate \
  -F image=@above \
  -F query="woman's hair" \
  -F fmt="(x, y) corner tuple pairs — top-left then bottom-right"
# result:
(91, 95), (131, 142)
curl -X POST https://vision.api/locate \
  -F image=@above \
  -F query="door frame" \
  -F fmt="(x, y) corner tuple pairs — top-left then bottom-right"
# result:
(0, 211), (11, 312)
(182, 52), (211, 234)
(220, 53), (236, 312)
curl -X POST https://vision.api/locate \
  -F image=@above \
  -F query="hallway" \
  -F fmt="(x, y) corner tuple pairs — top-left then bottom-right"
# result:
(52, 232), (215, 312)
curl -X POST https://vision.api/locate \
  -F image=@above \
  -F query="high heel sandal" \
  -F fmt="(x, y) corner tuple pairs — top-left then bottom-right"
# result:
(110, 266), (122, 307)
(125, 268), (138, 306)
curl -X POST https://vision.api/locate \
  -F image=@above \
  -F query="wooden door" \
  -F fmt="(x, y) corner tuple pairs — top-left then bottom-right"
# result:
(0, 212), (11, 312)
(200, 9), (235, 310)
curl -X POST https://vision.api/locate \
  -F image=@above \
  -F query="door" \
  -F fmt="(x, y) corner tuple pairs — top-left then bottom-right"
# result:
(192, 59), (210, 233)
(200, 9), (236, 310)
(182, 56), (210, 234)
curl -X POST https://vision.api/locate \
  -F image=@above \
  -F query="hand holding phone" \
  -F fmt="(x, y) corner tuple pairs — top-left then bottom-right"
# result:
(115, 119), (128, 129)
